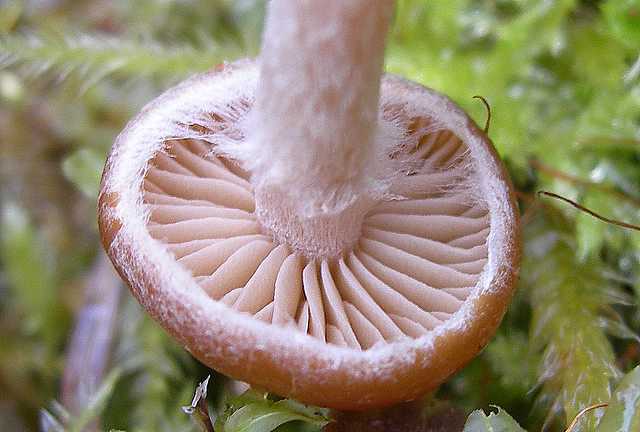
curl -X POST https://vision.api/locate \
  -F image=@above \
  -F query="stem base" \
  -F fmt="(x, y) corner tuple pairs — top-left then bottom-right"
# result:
(254, 185), (373, 259)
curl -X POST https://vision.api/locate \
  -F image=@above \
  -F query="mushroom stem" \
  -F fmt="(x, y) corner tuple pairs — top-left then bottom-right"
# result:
(247, 0), (395, 258)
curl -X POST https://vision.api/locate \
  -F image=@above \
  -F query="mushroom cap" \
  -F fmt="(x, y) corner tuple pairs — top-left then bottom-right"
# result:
(98, 60), (520, 410)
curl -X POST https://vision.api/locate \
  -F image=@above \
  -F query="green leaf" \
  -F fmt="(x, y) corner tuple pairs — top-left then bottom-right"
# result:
(62, 147), (106, 199)
(216, 392), (330, 432)
(463, 406), (527, 432)
(598, 366), (640, 431)
(38, 370), (122, 432)
(0, 203), (61, 341)
(602, 0), (640, 49)
(63, 369), (122, 432)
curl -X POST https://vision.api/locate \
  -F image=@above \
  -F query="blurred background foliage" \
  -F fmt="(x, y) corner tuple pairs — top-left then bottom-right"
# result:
(0, 0), (639, 431)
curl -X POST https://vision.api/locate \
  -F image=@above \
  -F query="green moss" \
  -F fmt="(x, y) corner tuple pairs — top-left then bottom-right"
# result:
(1, 1), (639, 431)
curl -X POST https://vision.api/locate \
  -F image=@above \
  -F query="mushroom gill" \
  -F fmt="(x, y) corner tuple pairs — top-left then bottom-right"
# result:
(142, 107), (489, 351)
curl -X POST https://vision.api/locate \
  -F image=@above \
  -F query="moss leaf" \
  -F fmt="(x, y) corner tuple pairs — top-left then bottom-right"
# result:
(598, 366), (640, 432)
(62, 147), (106, 200)
(463, 406), (527, 432)
(215, 391), (330, 432)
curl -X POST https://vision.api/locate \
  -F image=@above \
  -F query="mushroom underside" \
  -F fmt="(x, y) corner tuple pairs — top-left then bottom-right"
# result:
(143, 103), (490, 351)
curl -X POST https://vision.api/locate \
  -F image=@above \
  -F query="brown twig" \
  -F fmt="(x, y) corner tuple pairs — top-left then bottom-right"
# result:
(563, 403), (608, 432)
(472, 95), (491, 134)
(538, 191), (640, 232)
(61, 251), (123, 430)
(529, 158), (640, 207)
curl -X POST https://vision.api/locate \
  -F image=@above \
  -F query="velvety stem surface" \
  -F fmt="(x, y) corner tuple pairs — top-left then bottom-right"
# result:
(248, 0), (394, 256)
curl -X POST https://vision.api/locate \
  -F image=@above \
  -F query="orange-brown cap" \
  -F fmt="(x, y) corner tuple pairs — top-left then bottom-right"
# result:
(99, 60), (520, 410)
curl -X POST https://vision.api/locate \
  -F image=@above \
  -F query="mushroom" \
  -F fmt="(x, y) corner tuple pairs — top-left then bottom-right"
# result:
(98, 0), (520, 410)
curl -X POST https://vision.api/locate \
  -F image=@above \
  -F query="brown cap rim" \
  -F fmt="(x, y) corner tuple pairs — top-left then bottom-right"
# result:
(98, 59), (520, 410)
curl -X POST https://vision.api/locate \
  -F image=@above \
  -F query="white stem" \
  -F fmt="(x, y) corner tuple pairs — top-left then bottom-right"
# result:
(248, 0), (395, 218)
